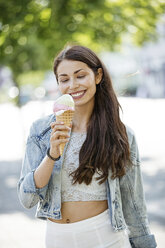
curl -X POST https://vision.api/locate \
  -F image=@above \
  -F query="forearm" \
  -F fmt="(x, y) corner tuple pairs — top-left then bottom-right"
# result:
(34, 155), (55, 189)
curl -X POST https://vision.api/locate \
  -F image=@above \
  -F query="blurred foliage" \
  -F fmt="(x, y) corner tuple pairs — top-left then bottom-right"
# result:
(17, 71), (45, 87)
(0, 0), (164, 105)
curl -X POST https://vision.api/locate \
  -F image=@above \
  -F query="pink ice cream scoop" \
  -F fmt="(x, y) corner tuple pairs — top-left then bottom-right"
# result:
(53, 103), (74, 115)
(53, 94), (75, 116)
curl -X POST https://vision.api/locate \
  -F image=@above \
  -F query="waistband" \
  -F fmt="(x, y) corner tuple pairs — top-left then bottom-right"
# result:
(47, 209), (110, 231)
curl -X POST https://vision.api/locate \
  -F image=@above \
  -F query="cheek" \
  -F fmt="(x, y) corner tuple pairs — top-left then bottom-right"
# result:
(84, 75), (96, 87)
(87, 79), (97, 91)
(86, 83), (96, 98)
(58, 84), (67, 93)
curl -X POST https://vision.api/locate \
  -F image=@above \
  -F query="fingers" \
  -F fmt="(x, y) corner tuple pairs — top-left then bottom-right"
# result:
(51, 131), (70, 140)
(49, 121), (71, 158)
(50, 121), (71, 141)
(50, 121), (71, 132)
(50, 121), (62, 129)
(53, 138), (70, 145)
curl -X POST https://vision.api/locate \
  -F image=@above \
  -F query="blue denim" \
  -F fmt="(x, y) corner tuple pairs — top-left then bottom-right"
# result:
(17, 114), (157, 248)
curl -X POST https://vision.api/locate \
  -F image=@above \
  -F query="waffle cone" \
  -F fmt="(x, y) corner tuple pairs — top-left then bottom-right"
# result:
(56, 110), (74, 155)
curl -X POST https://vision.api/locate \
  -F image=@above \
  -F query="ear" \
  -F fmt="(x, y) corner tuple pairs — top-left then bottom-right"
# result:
(95, 68), (103, 85)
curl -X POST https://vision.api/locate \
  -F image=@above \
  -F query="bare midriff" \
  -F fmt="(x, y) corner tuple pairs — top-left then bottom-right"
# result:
(48, 200), (108, 224)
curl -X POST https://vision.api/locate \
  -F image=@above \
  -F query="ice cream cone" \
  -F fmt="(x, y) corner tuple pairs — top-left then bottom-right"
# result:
(56, 110), (74, 155)
(53, 94), (75, 155)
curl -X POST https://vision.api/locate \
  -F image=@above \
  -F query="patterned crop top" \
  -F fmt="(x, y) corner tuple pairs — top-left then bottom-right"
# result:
(61, 131), (107, 202)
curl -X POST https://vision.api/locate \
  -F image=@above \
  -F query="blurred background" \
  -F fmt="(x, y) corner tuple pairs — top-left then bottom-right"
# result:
(0, 0), (165, 247)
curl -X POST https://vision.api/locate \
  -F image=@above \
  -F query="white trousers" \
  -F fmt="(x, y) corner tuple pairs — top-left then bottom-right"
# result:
(45, 209), (131, 248)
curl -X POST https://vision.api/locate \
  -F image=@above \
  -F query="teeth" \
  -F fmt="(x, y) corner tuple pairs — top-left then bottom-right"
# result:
(71, 91), (84, 97)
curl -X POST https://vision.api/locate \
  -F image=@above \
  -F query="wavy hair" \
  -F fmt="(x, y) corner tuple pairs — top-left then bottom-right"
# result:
(53, 45), (131, 185)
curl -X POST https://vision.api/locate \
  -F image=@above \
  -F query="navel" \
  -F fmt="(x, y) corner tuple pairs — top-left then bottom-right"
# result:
(66, 218), (70, 223)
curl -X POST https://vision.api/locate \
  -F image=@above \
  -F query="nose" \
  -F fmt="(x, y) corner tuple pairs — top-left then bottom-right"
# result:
(69, 78), (79, 89)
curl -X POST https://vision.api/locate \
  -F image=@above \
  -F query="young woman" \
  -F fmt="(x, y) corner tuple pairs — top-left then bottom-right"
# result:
(18, 45), (157, 248)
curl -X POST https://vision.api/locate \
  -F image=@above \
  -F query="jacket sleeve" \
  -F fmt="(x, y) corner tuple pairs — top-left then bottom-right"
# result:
(17, 122), (48, 209)
(119, 131), (157, 248)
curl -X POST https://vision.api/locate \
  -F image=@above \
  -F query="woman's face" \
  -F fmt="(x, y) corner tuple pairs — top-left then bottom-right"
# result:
(56, 59), (101, 108)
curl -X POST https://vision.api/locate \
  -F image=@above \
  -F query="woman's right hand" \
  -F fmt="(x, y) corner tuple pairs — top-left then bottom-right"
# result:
(49, 121), (71, 159)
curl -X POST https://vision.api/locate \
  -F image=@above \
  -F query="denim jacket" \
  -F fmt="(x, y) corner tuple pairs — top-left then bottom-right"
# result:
(17, 114), (157, 248)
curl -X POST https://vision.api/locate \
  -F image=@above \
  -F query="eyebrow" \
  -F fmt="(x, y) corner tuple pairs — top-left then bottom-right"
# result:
(58, 69), (84, 77)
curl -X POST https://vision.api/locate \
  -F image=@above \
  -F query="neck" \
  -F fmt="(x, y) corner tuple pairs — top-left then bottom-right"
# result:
(72, 102), (94, 132)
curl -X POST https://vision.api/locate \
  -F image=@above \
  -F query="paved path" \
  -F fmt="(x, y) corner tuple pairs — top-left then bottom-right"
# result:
(0, 98), (165, 247)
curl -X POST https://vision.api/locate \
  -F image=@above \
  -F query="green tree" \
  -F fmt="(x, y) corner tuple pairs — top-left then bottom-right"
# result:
(0, 0), (164, 105)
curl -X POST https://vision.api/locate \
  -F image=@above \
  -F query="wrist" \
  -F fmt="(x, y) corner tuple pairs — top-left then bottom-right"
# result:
(47, 148), (61, 161)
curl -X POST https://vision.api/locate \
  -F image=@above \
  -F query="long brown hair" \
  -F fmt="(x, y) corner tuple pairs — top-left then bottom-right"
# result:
(53, 45), (131, 185)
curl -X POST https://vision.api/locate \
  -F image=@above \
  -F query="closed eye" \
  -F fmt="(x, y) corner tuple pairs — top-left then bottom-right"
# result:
(59, 75), (85, 82)
(77, 75), (85, 79)
(60, 79), (68, 83)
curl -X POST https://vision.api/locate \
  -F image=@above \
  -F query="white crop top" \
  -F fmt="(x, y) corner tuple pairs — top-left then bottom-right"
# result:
(61, 132), (107, 202)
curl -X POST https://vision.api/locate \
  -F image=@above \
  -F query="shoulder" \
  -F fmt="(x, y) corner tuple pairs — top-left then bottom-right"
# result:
(125, 124), (135, 146)
(29, 114), (56, 137)
(124, 124), (140, 164)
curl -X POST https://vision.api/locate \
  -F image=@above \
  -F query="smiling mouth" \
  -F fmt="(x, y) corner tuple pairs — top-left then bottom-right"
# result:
(70, 90), (86, 99)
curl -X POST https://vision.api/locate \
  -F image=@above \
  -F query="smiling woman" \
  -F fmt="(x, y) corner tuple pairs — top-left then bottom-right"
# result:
(17, 45), (157, 248)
